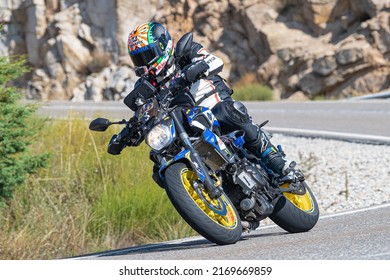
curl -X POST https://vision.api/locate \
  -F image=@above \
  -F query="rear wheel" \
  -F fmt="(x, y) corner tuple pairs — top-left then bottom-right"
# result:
(270, 181), (319, 233)
(164, 162), (242, 245)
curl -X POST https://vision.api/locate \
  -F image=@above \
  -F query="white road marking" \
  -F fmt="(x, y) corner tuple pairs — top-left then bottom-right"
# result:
(267, 127), (390, 145)
(318, 202), (390, 219)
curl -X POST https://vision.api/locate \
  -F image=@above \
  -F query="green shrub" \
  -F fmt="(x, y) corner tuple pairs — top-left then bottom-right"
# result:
(233, 83), (274, 101)
(0, 55), (49, 207)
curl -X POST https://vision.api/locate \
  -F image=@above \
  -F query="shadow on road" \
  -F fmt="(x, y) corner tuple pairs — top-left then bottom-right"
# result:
(71, 238), (214, 259)
(71, 230), (288, 259)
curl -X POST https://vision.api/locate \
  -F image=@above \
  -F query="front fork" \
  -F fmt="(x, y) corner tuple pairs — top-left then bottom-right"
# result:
(169, 109), (222, 199)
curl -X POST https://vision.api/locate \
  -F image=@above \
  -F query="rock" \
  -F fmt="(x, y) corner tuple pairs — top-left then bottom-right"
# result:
(53, 3), (82, 36)
(78, 23), (94, 46)
(298, 72), (324, 98)
(336, 48), (364, 65)
(350, 0), (390, 18)
(56, 33), (92, 73)
(71, 82), (87, 102)
(1, 0), (390, 100)
(24, 0), (46, 66)
(116, 0), (160, 56)
(108, 66), (130, 94)
(85, 74), (105, 102)
(313, 55), (337, 76)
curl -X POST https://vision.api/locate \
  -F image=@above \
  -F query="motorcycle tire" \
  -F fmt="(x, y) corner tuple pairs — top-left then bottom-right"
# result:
(270, 181), (319, 233)
(164, 162), (242, 245)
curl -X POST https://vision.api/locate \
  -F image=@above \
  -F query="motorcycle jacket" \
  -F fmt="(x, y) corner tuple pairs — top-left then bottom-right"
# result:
(175, 42), (232, 108)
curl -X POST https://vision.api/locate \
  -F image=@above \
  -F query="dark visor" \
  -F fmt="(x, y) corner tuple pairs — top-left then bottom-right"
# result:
(130, 43), (163, 67)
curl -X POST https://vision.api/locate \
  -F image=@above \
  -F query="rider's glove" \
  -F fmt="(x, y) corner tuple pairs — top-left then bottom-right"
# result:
(169, 76), (189, 93)
(108, 129), (129, 155)
(182, 60), (210, 82)
(166, 74), (190, 96)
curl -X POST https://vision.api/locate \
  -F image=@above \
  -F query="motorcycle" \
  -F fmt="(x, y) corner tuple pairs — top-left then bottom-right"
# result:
(89, 34), (319, 245)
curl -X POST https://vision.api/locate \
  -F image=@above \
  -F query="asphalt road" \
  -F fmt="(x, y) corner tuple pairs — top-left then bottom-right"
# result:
(76, 203), (390, 260)
(35, 99), (390, 139)
(244, 100), (390, 139)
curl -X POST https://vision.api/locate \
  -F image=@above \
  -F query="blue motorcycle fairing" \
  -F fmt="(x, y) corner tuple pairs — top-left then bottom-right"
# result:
(157, 128), (233, 186)
(186, 106), (220, 132)
(159, 149), (206, 183)
(202, 128), (233, 161)
(157, 107), (234, 179)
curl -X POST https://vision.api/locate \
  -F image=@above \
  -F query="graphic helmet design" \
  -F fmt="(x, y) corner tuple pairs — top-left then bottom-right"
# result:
(128, 22), (174, 76)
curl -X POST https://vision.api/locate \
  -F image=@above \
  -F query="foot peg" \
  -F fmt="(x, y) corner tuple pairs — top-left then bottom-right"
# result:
(282, 160), (296, 175)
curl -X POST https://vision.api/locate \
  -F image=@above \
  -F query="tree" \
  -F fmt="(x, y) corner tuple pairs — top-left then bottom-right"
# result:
(0, 54), (49, 207)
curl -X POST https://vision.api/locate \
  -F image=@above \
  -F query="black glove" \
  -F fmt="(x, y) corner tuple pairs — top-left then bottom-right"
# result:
(182, 60), (209, 82)
(107, 130), (129, 155)
(169, 76), (189, 93)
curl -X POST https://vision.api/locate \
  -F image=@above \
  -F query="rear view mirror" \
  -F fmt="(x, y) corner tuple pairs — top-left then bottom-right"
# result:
(175, 32), (193, 59)
(89, 118), (111, 132)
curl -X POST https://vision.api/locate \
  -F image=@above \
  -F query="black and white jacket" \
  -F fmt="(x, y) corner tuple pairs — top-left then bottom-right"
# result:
(174, 42), (232, 108)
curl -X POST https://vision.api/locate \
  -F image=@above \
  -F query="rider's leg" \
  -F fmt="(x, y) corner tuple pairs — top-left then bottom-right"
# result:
(212, 98), (295, 177)
(245, 128), (296, 176)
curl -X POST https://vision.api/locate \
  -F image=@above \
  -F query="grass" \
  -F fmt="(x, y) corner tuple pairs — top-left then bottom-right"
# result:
(0, 117), (195, 259)
(232, 73), (274, 101)
(233, 83), (274, 101)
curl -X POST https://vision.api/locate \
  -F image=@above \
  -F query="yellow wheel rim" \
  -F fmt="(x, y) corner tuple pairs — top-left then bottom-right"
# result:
(180, 168), (237, 229)
(281, 183), (315, 213)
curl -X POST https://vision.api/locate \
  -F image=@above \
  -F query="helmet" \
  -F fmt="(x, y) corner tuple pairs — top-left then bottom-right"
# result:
(128, 22), (174, 76)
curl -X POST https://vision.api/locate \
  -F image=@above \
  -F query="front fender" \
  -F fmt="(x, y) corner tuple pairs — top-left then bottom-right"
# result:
(159, 149), (206, 183)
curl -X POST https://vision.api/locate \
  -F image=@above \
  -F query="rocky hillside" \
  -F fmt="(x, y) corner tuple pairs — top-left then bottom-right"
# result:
(1, 0), (389, 101)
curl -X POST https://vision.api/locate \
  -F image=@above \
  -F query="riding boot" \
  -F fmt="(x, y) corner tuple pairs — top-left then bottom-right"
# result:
(246, 129), (296, 177)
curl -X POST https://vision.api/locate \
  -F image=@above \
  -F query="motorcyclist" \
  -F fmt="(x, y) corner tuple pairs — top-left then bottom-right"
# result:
(127, 21), (296, 178)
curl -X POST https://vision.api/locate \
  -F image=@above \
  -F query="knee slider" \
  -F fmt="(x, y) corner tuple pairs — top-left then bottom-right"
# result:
(212, 100), (258, 141)
(213, 101), (248, 127)
(228, 101), (250, 124)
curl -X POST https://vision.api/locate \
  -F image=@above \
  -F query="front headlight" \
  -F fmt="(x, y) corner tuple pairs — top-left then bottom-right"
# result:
(146, 123), (173, 151)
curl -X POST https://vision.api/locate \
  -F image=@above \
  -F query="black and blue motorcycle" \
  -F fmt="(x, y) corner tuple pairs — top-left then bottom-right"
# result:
(89, 35), (319, 245)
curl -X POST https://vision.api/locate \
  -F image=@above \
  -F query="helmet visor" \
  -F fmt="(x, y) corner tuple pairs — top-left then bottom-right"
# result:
(130, 43), (164, 67)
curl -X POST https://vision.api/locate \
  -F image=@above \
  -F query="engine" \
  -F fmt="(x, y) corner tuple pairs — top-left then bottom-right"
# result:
(222, 158), (275, 229)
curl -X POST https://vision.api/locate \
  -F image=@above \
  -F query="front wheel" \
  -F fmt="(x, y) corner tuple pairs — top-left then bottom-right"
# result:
(270, 181), (319, 233)
(164, 162), (242, 245)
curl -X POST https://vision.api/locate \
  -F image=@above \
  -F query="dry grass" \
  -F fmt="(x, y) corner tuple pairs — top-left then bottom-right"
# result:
(232, 73), (274, 101)
(0, 118), (195, 259)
